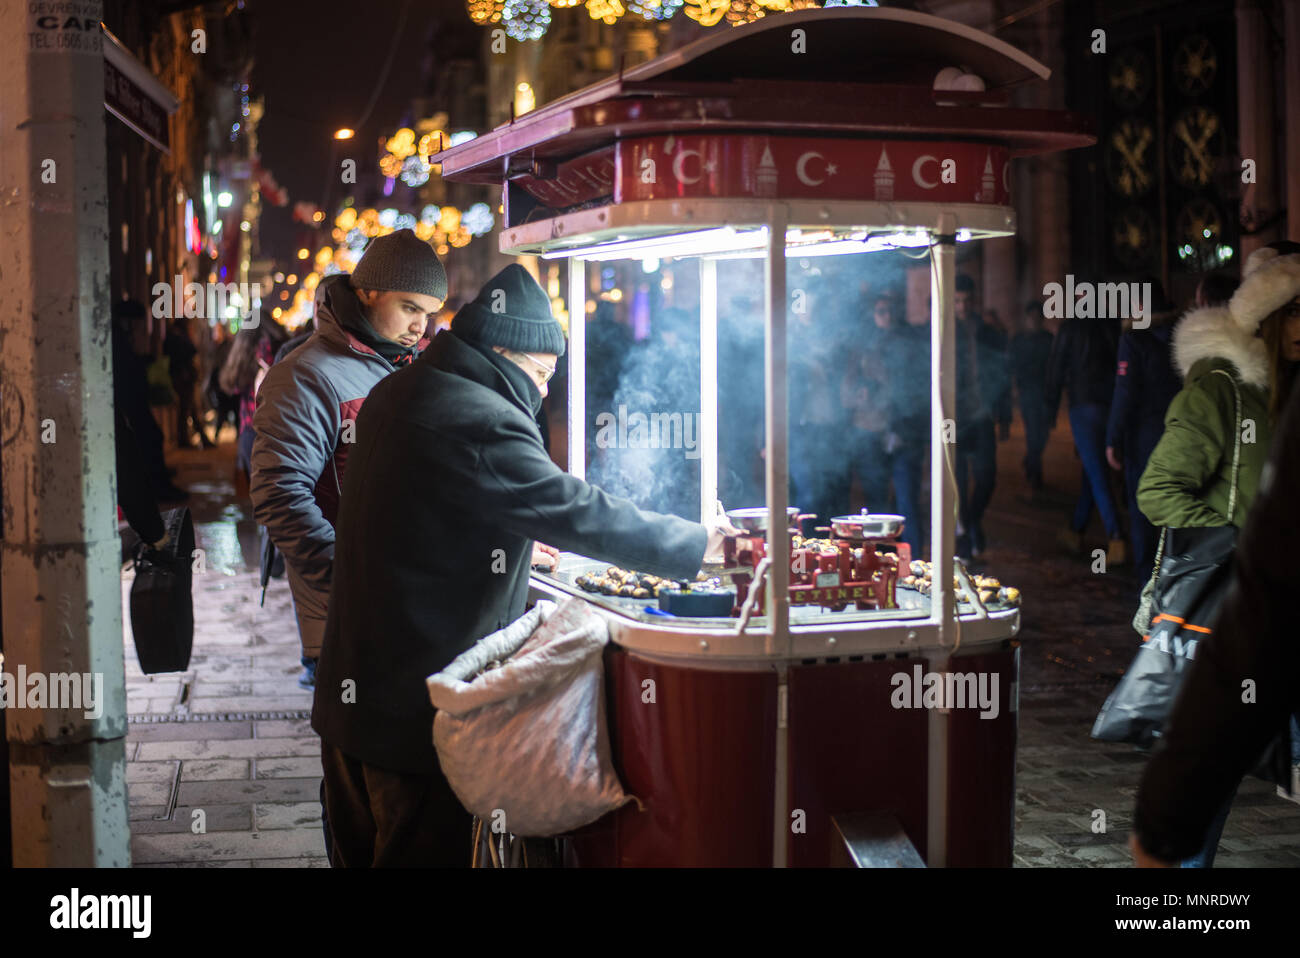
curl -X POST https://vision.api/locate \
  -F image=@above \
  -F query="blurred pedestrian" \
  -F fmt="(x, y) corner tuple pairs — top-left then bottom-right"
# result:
(846, 292), (897, 512)
(1135, 241), (1300, 866)
(1104, 280), (1185, 579)
(251, 230), (444, 690)
(1010, 299), (1054, 491)
(164, 317), (214, 449)
(1046, 294), (1123, 565)
(112, 299), (187, 502)
(221, 310), (289, 487)
(953, 273), (1005, 558)
(789, 291), (851, 530)
(879, 290), (932, 555)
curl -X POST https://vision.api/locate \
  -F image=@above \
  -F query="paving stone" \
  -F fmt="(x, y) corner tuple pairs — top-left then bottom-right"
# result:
(127, 722), (252, 742)
(254, 802), (323, 829)
(184, 696), (312, 712)
(126, 761), (177, 784)
(177, 777), (321, 805)
(135, 859), (255, 868)
(135, 737), (319, 761)
(129, 805), (168, 822)
(128, 782), (172, 806)
(252, 857), (331, 868)
(181, 759), (250, 782)
(130, 804), (252, 834)
(255, 719), (314, 739)
(255, 756), (322, 779)
(130, 828), (326, 864)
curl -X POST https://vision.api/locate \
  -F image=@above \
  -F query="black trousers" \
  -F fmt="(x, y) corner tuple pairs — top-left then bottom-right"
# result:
(954, 417), (997, 531)
(320, 740), (473, 867)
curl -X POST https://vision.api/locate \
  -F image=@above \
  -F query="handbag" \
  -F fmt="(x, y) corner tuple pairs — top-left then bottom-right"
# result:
(129, 506), (196, 674)
(1096, 369), (1242, 745)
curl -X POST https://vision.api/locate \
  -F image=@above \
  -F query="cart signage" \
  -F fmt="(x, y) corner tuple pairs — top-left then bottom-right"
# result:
(617, 135), (1010, 207)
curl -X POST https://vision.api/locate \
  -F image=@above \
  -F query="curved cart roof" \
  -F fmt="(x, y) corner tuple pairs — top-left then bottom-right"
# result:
(434, 7), (1094, 257)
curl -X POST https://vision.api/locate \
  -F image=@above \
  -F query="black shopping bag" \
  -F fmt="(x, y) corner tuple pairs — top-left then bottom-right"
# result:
(129, 506), (196, 674)
(1091, 526), (1236, 746)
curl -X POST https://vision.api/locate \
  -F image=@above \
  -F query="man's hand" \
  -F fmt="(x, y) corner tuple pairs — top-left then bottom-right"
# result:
(530, 542), (559, 571)
(1106, 446), (1123, 471)
(704, 516), (742, 559)
(1129, 832), (1175, 868)
(150, 530), (170, 551)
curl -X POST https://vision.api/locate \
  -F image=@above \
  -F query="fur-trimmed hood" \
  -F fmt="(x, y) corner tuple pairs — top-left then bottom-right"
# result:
(1172, 305), (1269, 388)
(1229, 248), (1300, 334)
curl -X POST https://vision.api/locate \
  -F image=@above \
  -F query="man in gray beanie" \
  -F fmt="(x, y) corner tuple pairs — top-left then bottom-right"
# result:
(312, 263), (737, 866)
(251, 229), (446, 691)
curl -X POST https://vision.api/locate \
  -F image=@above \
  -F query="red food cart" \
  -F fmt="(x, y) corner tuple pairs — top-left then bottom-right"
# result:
(433, 6), (1092, 867)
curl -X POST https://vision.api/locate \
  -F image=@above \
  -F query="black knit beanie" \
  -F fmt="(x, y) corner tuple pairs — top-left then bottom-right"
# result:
(451, 264), (566, 356)
(351, 229), (447, 301)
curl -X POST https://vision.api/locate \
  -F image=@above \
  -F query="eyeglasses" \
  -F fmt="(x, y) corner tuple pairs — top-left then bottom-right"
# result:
(518, 351), (556, 384)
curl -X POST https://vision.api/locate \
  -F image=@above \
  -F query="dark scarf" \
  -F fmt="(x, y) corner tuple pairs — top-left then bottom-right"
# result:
(469, 341), (543, 418)
(332, 284), (422, 367)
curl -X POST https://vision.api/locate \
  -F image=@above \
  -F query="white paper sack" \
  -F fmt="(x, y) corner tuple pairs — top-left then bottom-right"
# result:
(426, 597), (637, 837)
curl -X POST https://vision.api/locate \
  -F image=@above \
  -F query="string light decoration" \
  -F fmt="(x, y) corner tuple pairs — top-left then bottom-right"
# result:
(725, 0), (789, 24)
(628, 0), (682, 19)
(467, 0), (506, 23)
(586, 0), (626, 24)
(681, 0), (728, 26)
(504, 0), (552, 39)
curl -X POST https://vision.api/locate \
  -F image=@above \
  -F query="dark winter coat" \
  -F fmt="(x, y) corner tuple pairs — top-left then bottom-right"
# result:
(1009, 328), (1053, 405)
(955, 314), (1009, 426)
(311, 330), (708, 774)
(1045, 316), (1120, 415)
(1134, 376), (1300, 861)
(1104, 315), (1182, 459)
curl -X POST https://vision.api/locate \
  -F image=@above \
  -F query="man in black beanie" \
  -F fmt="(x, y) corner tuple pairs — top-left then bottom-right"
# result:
(251, 229), (446, 690)
(313, 263), (736, 867)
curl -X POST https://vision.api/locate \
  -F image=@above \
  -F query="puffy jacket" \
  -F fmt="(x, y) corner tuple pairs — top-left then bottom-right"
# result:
(1136, 307), (1273, 529)
(312, 330), (707, 773)
(1134, 376), (1300, 861)
(250, 275), (429, 656)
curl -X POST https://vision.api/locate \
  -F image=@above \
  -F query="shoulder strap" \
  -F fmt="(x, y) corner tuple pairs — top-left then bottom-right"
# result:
(1208, 368), (1242, 522)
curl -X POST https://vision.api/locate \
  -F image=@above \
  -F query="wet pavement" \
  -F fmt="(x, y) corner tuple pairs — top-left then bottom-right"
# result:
(121, 415), (1300, 867)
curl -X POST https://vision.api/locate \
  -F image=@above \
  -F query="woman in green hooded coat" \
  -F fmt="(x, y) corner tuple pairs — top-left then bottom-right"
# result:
(1135, 242), (1300, 868)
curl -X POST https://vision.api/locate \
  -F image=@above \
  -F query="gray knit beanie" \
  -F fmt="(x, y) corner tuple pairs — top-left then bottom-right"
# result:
(351, 229), (447, 301)
(451, 264), (566, 356)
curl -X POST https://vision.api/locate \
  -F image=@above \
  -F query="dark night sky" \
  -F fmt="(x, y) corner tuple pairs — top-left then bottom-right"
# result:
(250, 0), (464, 260)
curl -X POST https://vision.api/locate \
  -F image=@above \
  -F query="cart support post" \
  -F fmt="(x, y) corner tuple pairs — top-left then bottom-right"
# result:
(699, 257), (719, 524)
(567, 259), (587, 479)
(926, 214), (958, 867)
(763, 206), (791, 867)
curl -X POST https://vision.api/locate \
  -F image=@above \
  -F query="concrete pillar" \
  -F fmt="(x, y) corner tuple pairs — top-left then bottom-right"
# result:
(1284, 0), (1300, 242)
(0, 1), (130, 866)
(1236, 0), (1280, 260)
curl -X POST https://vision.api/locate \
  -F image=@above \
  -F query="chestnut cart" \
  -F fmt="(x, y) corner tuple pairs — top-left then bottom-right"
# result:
(433, 7), (1092, 866)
